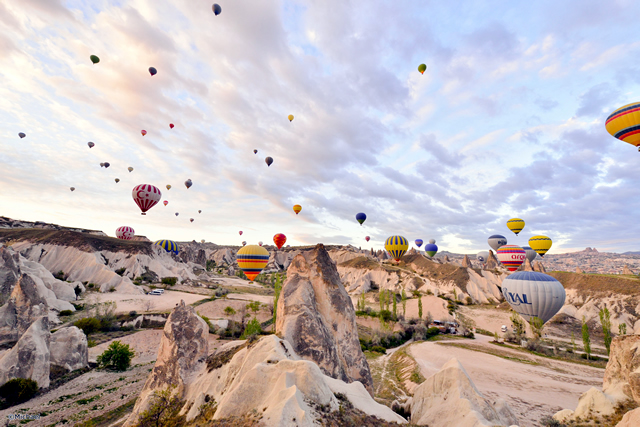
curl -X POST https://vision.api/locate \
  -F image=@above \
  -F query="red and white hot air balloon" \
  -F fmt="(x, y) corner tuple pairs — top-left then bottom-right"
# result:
(365, 236), (370, 242)
(163, 200), (168, 206)
(239, 231), (243, 236)
(496, 245), (527, 272)
(132, 184), (161, 215)
(115, 226), (135, 240)
(141, 130), (147, 136)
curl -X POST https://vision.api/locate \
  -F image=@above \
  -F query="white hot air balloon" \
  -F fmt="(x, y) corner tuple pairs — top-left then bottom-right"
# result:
(429, 239), (436, 244)
(501, 271), (566, 324)
(488, 234), (507, 252)
(476, 251), (489, 263)
(522, 246), (537, 264)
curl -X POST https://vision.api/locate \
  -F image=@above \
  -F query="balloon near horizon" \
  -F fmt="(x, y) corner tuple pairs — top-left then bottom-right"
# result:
(154, 239), (179, 254)
(385, 235), (408, 262)
(115, 226), (135, 240)
(496, 245), (526, 271)
(273, 233), (287, 249)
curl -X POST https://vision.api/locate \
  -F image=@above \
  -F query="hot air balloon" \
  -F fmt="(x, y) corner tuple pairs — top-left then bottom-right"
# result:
(237, 245), (269, 281)
(100, 163), (105, 167)
(166, 185), (171, 190)
(132, 184), (161, 215)
(288, 115), (294, 122)
(365, 236), (370, 242)
(175, 212), (179, 216)
(488, 235), (507, 252)
(201, 239), (205, 243)
(212, 3), (222, 15)
(198, 210), (201, 214)
(18, 132), (25, 138)
(190, 218), (194, 223)
(115, 178), (120, 183)
(265, 157), (273, 167)
(115, 226), (135, 240)
(141, 130), (147, 136)
(418, 64), (427, 74)
(242, 241), (247, 246)
(90, 55), (100, 64)
(103, 162), (110, 168)
(522, 246), (537, 264)
(415, 239), (423, 248)
(293, 204), (302, 215)
(501, 271), (566, 324)
(163, 200), (168, 206)
(385, 235), (409, 262)
(424, 243), (438, 257)
(356, 212), (366, 225)
(429, 239), (436, 244)
(169, 123), (174, 129)
(507, 218), (525, 236)
(476, 251), (490, 263)
(128, 167), (134, 172)
(70, 187), (75, 192)
(149, 67), (157, 76)
(273, 233), (286, 249)
(258, 241), (263, 246)
(185, 179), (192, 189)
(239, 231), (243, 236)
(154, 239), (179, 254)
(605, 102), (640, 151)
(496, 245), (526, 271)
(88, 142), (95, 148)
(529, 235), (552, 257)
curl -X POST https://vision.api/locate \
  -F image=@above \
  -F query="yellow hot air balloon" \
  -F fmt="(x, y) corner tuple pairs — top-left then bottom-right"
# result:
(529, 235), (552, 257)
(606, 102), (640, 150)
(237, 245), (269, 281)
(384, 235), (409, 262)
(166, 185), (171, 190)
(288, 114), (294, 122)
(506, 218), (525, 236)
(293, 204), (302, 215)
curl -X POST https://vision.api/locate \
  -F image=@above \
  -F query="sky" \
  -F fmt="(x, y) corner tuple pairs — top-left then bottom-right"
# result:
(2, 0), (640, 253)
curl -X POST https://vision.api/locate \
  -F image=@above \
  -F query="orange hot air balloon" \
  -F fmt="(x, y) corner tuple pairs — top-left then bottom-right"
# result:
(163, 200), (168, 206)
(141, 130), (147, 136)
(273, 233), (286, 249)
(293, 204), (302, 215)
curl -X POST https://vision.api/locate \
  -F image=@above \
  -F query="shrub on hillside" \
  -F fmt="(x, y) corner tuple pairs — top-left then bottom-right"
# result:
(115, 267), (126, 276)
(0, 378), (38, 407)
(97, 341), (135, 371)
(370, 346), (386, 354)
(241, 318), (262, 339)
(59, 310), (73, 317)
(74, 317), (101, 335)
(161, 277), (177, 286)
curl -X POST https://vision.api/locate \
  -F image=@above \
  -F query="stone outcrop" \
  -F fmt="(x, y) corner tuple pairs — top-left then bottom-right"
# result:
(462, 255), (472, 268)
(0, 246), (20, 300)
(0, 274), (48, 344)
(485, 251), (499, 270)
(623, 265), (634, 275)
(524, 259), (534, 271)
(411, 358), (519, 427)
(50, 326), (88, 372)
(617, 407), (640, 426)
(276, 244), (374, 396)
(0, 316), (50, 388)
(533, 261), (546, 273)
(576, 266), (585, 274)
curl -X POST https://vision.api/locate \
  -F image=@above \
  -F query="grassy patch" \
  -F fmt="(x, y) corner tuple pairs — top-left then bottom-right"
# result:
(489, 341), (608, 369)
(548, 271), (640, 297)
(338, 257), (380, 270)
(438, 342), (540, 365)
(73, 397), (137, 427)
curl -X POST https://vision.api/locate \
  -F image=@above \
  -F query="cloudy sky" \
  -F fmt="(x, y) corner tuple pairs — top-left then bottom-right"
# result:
(1, 0), (640, 253)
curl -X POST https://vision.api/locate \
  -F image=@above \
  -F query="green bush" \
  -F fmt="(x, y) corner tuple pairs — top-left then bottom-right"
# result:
(54, 270), (65, 280)
(241, 318), (262, 339)
(74, 317), (101, 335)
(115, 267), (126, 276)
(97, 341), (135, 371)
(426, 327), (440, 337)
(370, 346), (387, 354)
(59, 310), (73, 317)
(0, 378), (38, 407)
(161, 277), (177, 286)
(379, 309), (394, 322)
(87, 283), (95, 288)
(87, 339), (97, 348)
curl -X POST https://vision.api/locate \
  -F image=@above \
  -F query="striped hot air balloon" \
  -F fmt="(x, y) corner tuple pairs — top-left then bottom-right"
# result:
(506, 218), (525, 236)
(415, 239), (423, 248)
(293, 204), (302, 215)
(115, 226), (135, 240)
(273, 233), (287, 249)
(132, 184), (161, 215)
(237, 245), (269, 281)
(496, 245), (526, 271)
(385, 235), (408, 262)
(529, 235), (552, 257)
(606, 102), (640, 151)
(424, 243), (438, 258)
(501, 271), (566, 324)
(154, 240), (179, 254)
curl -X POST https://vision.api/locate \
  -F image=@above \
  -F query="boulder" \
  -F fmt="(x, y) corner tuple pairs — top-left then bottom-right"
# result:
(553, 388), (617, 422)
(50, 326), (88, 372)
(616, 407), (640, 426)
(0, 274), (48, 344)
(602, 335), (640, 404)
(0, 316), (50, 388)
(276, 244), (374, 396)
(411, 358), (519, 427)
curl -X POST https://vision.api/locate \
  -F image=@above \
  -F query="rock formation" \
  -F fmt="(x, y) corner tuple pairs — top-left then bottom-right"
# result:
(623, 265), (634, 275)
(617, 407), (640, 426)
(443, 255), (451, 263)
(533, 261), (546, 273)
(524, 259), (534, 271)
(0, 316), (50, 388)
(485, 250), (499, 270)
(0, 274), (48, 344)
(276, 244), (374, 396)
(50, 326), (88, 372)
(0, 246), (20, 300)
(576, 266), (585, 274)
(410, 358), (518, 426)
(462, 255), (472, 268)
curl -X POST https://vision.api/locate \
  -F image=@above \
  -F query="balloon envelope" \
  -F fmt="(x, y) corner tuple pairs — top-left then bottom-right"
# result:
(356, 212), (366, 225)
(418, 63), (427, 74)
(529, 235), (552, 257)
(163, 201), (168, 206)
(415, 239), (423, 248)
(385, 235), (409, 262)
(132, 184), (161, 215)
(293, 204), (302, 214)
(429, 239), (436, 244)
(115, 178), (120, 183)
(273, 233), (287, 249)
(141, 130), (147, 136)
(154, 240), (179, 254)
(90, 55), (100, 64)
(212, 3), (222, 15)
(488, 235), (507, 252)
(242, 241), (246, 246)
(103, 162), (110, 168)
(476, 251), (489, 263)
(496, 245), (526, 271)
(288, 115), (294, 122)
(149, 67), (157, 76)
(185, 179), (192, 189)
(239, 231), (243, 236)
(116, 226), (135, 240)
(198, 210), (201, 214)
(424, 243), (438, 257)
(190, 218), (194, 223)
(265, 157), (273, 167)
(522, 246), (537, 263)
(70, 187), (75, 192)
(237, 245), (269, 281)
(166, 185), (171, 190)
(258, 241), (263, 246)
(254, 149), (258, 154)
(169, 123), (174, 129)
(365, 236), (370, 242)
(88, 142), (94, 148)
(175, 212), (179, 216)
(128, 167), (134, 172)
(501, 271), (566, 324)
(18, 132), (26, 138)
(507, 218), (525, 236)
(605, 102), (640, 149)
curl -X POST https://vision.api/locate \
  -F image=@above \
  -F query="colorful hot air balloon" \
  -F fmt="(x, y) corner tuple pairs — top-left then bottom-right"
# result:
(88, 142), (95, 148)
(265, 157), (273, 167)
(70, 187), (75, 192)
(115, 178), (120, 183)
(606, 102), (640, 151)
(488, 235), (507, 252)
(128, 167), (134, 172)
(237, 245), (269, 281)
(212, 3), (222, 15)
(501, 271), (566, 324)
(90, 55), (100, 64)
(190, 218), (194, 223)
(522, 246), (537, 264)
(288, 115), (294, 122)
(132, 184), (161, 215)
(293, 204), (302, 215)
(169, 123), (174, 129)
(258, 241), (263, 246)
(273, 233), (287, 249)
(242, 241), (247, 246)
(356, 212), (366, 225)
(166, 185), (171, 190)
(239, 231), (243, 236)
(365, 236), (370, 242)
(496, 245), (526, 271)
(141, 130), (147, 136)
(185, 179), (193, 189)
(529, 235), (552, 257)
(149, 67), (157, 76)
(424, 243), (438, 257)
(163, 200), (168, 206)
(415, 239), (423, 248)
(18, 132), (25, 138)
(201, 239), (205, 243)
(507, 218), (525, 236)
(254, 149), (258, 154)
(115, 226), (135, 240)
(418, 64), (427, 74)
(476, 251), (489, 263)
(385, 235), (409, 262)
(154, 239), (179, 254)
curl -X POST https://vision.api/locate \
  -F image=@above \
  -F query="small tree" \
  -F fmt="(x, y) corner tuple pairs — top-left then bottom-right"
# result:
(529, 316), (544, 339)
(241, 318), (262, 339)
(74, 284), (82, 300)
(74, 317), (101, 335)
(359, 289), (366, 312)
(238, 304), (249, 330)
(571, 331), (576, 351)
(246, 301), (261, 317)
(133, 385), (185, 427)
(386, 289), (391, 311)
(273, 274), (282, 325)
(0, 378), (38, 406)
(379, 290), (385, 312)
(401, 289), (407, 316)
(97, 340), (135, 371)
(224, 306), (236, 317)
(582, 316), (591, 360)
(599, 307), (612, 355)
(418, 295), (423, 319)
(619, 323), (627, 335)
(142, 299), (156, 312)
(392, 293), (397, 318)
(510, 312), (526, 338)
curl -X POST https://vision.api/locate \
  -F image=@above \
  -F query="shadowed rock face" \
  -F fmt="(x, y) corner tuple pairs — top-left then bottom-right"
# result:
(0, 274), (48, 344)
(50, 327), (88, 372)
(276, 244), (374, 396)
(603, 335), (640, 404)
(0, 316), (50, 388)
(462, 255), (472, 268)
(485, 251), (499, 270)
(0, 246), (20, 299)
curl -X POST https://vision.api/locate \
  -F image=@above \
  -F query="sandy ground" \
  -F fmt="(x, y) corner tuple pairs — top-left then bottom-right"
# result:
(195, 299), (273, 324)
(409, 335), (605, 427)
(362, 294), (451, 322)
(86, 289), (208, 313)
(459, 305), (522, 336)
(226, 293), (274, 304)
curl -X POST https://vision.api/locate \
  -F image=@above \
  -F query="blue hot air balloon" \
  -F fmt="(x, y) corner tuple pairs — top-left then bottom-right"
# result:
(212, 3), (222, 15)
(154, 239), (179, 254)
(356, 212), (366, 225)
(424, 243), (438, 257)
(415, 239), (423, 248)
(501, 271), (566, 324)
